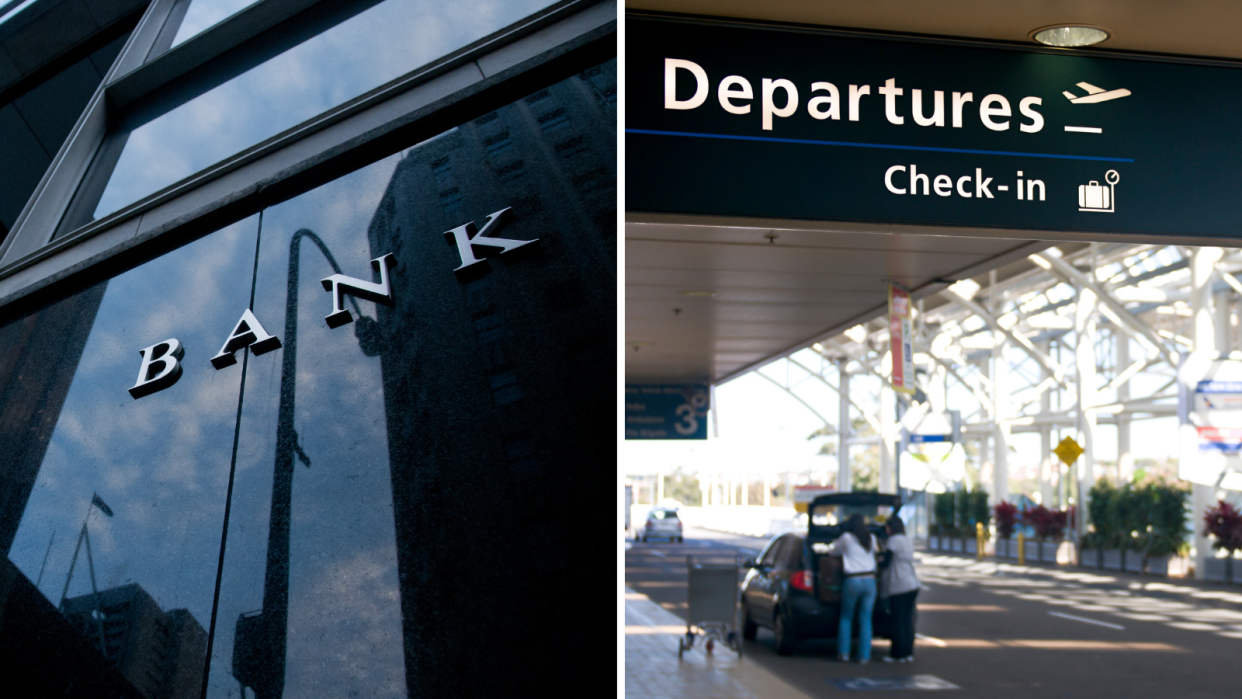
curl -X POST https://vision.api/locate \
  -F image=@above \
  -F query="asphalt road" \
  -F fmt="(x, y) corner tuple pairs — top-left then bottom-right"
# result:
(625, 526), (1242, 697)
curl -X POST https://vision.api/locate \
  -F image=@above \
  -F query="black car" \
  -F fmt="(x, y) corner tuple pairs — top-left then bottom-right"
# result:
(739, 492), (901, 655)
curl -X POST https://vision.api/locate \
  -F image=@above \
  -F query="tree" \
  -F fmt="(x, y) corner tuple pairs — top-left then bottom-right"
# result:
(1204, 499), (1242, 584)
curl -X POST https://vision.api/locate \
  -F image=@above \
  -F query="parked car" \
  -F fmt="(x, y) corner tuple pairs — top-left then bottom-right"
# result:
(635, 507), (683, 542)
(739, 492), (901, 655)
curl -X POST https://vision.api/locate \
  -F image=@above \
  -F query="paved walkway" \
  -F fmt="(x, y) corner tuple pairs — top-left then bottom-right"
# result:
(624, 588), (812, 699)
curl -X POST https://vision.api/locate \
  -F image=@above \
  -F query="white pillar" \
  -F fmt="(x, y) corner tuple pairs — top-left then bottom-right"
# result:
(1116, 333), (1133, 483)
(764, 474), (771, 507)
(1192, 247), (1224, 580)
(656, 469), (665, 504)
(838, 362), (852, 493)
(993, 337), (1010, 504)
(741, 472), (749, 507)
(1039, 339), (1054, 506)
(1075, 286), (1098, 540)
(880, 384), (896, 494)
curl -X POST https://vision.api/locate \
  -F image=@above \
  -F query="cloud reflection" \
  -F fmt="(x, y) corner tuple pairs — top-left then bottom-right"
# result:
(94, 0), (557, 219)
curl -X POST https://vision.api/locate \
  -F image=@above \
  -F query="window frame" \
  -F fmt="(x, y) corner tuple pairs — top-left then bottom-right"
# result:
(0, 0), (614, 318)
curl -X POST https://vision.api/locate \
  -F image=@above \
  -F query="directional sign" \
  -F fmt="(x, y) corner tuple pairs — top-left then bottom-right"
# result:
(1053, 437), (1084, 466)
(628, 16), (1242, 240)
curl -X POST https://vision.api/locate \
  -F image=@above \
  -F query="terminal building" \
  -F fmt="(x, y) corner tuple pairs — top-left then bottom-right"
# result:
(0, 0), (615, 696)
(625, 3), (1242, 584)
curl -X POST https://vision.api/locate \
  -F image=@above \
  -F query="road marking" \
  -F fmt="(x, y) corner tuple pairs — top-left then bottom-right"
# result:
(1048, 611), (1125, 630)
(915, 633), (947, 647)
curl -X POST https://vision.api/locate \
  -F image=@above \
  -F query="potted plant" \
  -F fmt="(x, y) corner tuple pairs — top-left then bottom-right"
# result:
(1027, 504), (1066, 563)
(995, 501), (1018, 558)
(1203, 499), (1242, 584)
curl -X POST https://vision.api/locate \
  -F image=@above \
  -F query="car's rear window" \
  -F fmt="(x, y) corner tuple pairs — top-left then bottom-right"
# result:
(651, 510), (679, 520)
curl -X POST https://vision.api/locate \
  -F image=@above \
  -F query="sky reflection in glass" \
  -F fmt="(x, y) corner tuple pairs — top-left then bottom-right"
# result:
(171, 0), (263, 48)
(7, 215), (258, 635)
(92, 0), (556, 220)
(207, 154), (405, 696)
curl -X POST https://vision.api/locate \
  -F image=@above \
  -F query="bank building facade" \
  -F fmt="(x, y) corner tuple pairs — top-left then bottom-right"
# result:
(0, 0), (616, 696)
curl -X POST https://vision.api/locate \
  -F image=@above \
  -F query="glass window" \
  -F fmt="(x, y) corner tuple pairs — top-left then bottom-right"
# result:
(2, 216), (260, 697)
(760, 537), (786, 567)
(171, 0), (264, 47)
(652, 509), (678, 520)
(87, 0), (559, 223)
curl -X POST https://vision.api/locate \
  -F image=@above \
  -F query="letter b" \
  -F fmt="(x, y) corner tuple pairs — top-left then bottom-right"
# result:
(129, 339), (185, 399)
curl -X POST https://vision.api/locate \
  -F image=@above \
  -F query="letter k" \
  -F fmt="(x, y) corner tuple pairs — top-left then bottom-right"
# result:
(976, 168), (994, 199)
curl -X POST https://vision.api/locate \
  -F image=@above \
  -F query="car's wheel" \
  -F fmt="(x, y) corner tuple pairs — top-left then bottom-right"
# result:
(741, 602), (758, 641)
(773, 608), (796, 656)
(641, 535), (647, 543)
(677, 536), (684, 543)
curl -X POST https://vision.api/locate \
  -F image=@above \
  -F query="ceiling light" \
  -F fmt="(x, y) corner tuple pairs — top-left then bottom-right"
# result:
(1030, 25), (1111, 48)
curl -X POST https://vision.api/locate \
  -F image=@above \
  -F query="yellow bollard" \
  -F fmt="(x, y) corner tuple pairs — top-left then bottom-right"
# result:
(976, 522), (985, 561)
(1018, 532), (1025, 566)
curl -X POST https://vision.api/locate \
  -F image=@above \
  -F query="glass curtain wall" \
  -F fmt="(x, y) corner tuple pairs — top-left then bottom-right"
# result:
(1, 58), (615, 698)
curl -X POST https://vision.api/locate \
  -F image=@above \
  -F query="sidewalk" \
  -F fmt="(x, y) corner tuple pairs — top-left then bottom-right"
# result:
(624, 588), (811, 699)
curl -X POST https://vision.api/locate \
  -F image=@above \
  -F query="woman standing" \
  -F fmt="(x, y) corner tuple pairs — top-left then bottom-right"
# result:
(880, 515), (919, 662)
(827, 514), (878, 663)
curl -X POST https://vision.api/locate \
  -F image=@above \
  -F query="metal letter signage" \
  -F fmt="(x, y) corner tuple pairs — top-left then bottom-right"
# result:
(129, 339), (185, 398)
(128, 201), (525, 396)
(211, 309), (282, 369)
(444, 208), (537, 279)
(627, 16), (1242, 240)
(320, 254), (397, 328)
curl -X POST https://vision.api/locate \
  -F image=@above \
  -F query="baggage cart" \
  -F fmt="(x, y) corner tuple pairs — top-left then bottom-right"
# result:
(678, 555), (742, 658)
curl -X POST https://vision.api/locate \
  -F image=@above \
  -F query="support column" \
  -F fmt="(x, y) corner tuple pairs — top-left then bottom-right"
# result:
(1039, 339), (1054, 506)
(764, 474), (771, 508)
(656, 469), (664, 504)
(838, 361), (852, 493)
(993, 336), (1010, 505)
(741, 472), (749, 507)
(1116, 333), (1133, 483)
(880, 384), (896, 494)
(1075, 286), (1098, 541)
(1192, 247), (1224, 580)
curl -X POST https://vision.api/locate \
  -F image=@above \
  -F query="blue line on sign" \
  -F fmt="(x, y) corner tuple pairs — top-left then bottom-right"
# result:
(626, 129), (1135, 163)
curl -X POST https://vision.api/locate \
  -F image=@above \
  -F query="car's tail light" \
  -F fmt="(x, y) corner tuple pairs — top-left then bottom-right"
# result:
(675, 521), (682, 529)
(645, 522), (653, 529)
(790, 570), (814, 593)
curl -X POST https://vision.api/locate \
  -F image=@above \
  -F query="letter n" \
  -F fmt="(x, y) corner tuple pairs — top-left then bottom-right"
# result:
(320, 254), (397, 328)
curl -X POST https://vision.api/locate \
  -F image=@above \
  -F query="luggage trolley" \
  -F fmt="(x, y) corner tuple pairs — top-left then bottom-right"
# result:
(678, 555), (742, 659)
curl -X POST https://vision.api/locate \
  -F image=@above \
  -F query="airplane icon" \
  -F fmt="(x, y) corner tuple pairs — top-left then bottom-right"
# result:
(1063, 82), (1131, 104)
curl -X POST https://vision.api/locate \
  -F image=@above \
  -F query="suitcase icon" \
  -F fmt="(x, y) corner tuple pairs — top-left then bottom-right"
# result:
(1078, 170), (1119, 213)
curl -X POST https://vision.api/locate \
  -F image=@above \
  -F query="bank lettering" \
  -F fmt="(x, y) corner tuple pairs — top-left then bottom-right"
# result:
(128, 206), (539, 399)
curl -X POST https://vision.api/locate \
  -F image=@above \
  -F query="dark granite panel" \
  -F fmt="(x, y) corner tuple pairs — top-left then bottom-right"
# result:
(14, 55), (102, 156)
(0, 103), (52, 230)
(3, 0), (99, 74)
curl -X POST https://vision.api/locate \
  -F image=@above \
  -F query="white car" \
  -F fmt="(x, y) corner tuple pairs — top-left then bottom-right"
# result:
(635, 508), (683, 543)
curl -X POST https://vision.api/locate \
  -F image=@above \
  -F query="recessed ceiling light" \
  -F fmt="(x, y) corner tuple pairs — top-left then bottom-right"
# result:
(679, 290), (715, 297)
(1030, 24), (1111, 48)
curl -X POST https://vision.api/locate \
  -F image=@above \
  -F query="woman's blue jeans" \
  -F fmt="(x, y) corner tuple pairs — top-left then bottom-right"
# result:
(838, 576), (877, 660)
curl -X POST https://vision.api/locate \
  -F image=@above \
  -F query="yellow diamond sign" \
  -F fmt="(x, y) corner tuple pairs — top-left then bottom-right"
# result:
(1053, 437), (1084, 466)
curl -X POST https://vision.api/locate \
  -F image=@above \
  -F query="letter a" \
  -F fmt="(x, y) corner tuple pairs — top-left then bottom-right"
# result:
(444, 208), (538, 279)
(321, 253), (397, 328)
(129, 339), (185, 398)
(211, 309), (281, 369)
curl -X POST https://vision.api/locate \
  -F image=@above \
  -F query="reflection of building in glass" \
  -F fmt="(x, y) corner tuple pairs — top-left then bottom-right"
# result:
(62, 584), (206, 699)
(366, 60), (616, 694)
